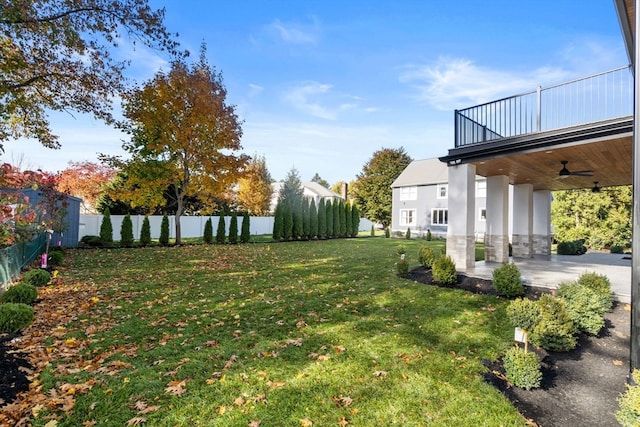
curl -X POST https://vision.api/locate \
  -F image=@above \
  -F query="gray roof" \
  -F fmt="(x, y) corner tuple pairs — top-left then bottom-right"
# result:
(302, 181), (341, 198)
(391, 158), (449, 188)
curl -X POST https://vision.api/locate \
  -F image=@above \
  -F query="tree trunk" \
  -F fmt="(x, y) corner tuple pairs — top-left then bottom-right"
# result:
(175, 188), (184, 245)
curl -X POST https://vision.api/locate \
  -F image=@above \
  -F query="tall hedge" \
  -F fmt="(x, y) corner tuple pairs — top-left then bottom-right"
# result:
(325, 200), (333, 239)
(203, 218), (213, 244)
(120, 214), (134, 247)
(140, 216), (151, 246)
(273, 204), (283, 241)
(241, 212), (251, 243)
(228, 212), (238, 244)
(216, 213), (226, 244)
(159, 214), (170, 246)
(309, 200), (318, 239)
(332, 200), (340, 238)
(351, 204), (360, 237)
(318, 199), (327, 239)
(100, 207), (113, 244)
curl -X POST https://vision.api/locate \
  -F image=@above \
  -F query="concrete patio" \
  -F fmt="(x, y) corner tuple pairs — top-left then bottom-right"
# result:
(459, 252), (632, 303)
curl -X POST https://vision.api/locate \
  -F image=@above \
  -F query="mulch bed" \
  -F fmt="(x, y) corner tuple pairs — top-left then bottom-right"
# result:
(0, 333), (31, 407)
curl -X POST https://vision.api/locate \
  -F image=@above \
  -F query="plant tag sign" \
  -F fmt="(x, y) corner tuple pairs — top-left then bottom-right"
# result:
(514, 327), (526, 343)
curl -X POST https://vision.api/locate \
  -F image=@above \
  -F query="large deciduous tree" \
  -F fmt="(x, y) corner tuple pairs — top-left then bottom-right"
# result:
(354, 147), (412, 228)
(111, 45), (246, 245)
(236, 155), (272, 215)
(0, 0), (180, 150)
(56, 161), (117, 214)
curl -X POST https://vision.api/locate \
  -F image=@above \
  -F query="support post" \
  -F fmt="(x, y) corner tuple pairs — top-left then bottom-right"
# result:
(631, 0), (640, 377)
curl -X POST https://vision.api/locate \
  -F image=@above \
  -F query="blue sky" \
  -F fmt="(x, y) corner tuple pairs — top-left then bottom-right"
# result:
(5, 0), (628, 185)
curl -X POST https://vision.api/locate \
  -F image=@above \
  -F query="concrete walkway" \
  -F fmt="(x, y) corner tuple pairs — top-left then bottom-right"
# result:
(459, 252), (632, 303)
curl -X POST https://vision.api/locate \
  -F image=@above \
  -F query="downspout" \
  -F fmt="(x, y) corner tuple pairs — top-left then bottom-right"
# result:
(631, 0), (640, 377)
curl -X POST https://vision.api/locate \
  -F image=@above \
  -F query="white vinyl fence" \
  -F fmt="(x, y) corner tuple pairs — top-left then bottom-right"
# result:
(79, 215), (374, 243)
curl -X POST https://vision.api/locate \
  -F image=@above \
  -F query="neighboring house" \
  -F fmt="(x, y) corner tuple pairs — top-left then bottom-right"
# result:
(391, 158), (487, 238)
(270, 181), (343, 212)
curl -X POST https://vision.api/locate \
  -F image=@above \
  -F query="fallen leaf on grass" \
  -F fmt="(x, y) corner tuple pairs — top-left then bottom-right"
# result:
(217, 406), (226, 415)
(334, 345), (346, 354)
(126, 417), (147, 426)
(339, 417), (349, 427)
(332, 395), (353, 408)
(164, 379), (187, 396)
(249, 420), (261, 427)
(234, 396), (246, 406)
(82, 421), (97, 426)
(373, 370), (388, 378)
(267, 380), (285, 388)
(300, 419), (313, 426)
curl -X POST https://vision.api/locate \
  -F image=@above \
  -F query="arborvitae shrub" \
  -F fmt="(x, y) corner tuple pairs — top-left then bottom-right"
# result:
(309, 200), (318, 239)
(159, 214), (170, 246)
(283, 202), (293, 240)
(203, 218), (213, 244)
(301, 200), (310, 239)
(317, 199), (327, 239)
(120, 214), (134, 247)
(325, 201), (333, 239)
(139, 217), (151, 246)
(345, 203), (352, 237)
(351, 205), (360, 237)
(426, 229), (432, 241)
(241, 212), (251, 243)
(577, 272), (613, 313)
(556, 281), (606, 335)
(384, 228), (390, 238)
(617, 369), (640, 427)
(418, 246), (437, 268)
(0, 303), (35, 333)
(370, 225), (375, 236)
(396, 258), (409, 276)
(492, 262), (524, 297)
(99, 207), (113, 244)
(503, 347), (542, 390)
(405, 228), (411, 239)
(0, 284), (38, 304)
(229, 212), (238, 244)
(531, 294), (577, 352)
(273, 204), (283, 241)
(47, 250), (64, 267)
(216, 214), (226, 244)
(432, 255), (457, 285)
(339, 201), (347, 237)
(293, 199), (304, 239)
(332, 200), (340, 238)
(22, 269), (51, 287)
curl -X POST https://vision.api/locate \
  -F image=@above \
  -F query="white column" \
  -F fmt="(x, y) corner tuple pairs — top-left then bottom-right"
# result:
(533, 190), (552, 255)
(446, 163), (476, 269)
(512, 184), (534, 258)
(485, 175), (509, 262)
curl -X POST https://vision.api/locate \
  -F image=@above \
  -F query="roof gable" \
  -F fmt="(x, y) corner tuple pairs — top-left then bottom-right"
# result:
(391, 158), (449, 187)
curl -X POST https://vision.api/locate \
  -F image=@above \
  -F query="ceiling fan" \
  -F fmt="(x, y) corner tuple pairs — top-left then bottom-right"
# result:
(558, 160), (593, 178)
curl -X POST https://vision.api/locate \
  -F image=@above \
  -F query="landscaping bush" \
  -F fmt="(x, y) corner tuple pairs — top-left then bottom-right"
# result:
(426, 229), (432, 241)
(617, 369), (640, 427)
(396, 258), (409, 276)
(241, 212), (251, 243)
(370, 225), (375, 236)
(492, 262), (524, 297)
(557, 281), (607, 335)
(405, 228), (411, 239)
(0, 284), (38, 304)
(577, 272), (613, 313)
(385, 228), (390, 238)
(506, 298), (541, 336)
(216, 214), (226, 244)
(418, 246), (436, 269)
(80, 235), (102, 247)
(228, 212), (238, 244)
(557, 239), (587, 255)
(100, 207), (113, 244)
(610, 245), (624, 254)
(432, 255), (457, 285)
(396, 245), (406, 255)
(203, 218), (213, 244)
(120, 214), (134, 247)
(0, 303), (35, 333)
(22, 269), (51, 287)
(531, 294), (577, 352)
(503, 346), (542, 390)
(159, 215), (170, 246)
(47, 250), (64, 267)
(140, 217), (151, 246)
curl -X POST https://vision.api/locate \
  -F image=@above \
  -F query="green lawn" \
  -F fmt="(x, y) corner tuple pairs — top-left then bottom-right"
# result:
(33, 237), (523, 426)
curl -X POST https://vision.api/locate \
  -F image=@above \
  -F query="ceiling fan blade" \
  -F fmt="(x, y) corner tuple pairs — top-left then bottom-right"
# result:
(571, 170), (594, 176)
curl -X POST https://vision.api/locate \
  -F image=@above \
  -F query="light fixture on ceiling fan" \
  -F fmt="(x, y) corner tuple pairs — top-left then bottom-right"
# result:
(558, 160), (594, 178)
(592, 181), (601, 193)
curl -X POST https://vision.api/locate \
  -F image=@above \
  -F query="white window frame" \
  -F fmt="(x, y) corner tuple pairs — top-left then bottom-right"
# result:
(476, 180), (487, 198)
(479, 208), (486, 221)
(437, 184), (448, 199)
(431, 208), (448, 225)
(399, 186), (417, 201)
(399, 209), (416, 226)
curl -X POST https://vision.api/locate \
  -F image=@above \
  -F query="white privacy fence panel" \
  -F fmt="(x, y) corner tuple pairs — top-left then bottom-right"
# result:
(78, 215), (374, 242)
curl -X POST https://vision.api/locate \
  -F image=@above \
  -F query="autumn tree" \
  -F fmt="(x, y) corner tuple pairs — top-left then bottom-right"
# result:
(354, 147), (412, 228)
(0, 0), (180, 151)
(278, 168), (304, 205)
(236, 155), (273, 215)
(56, 162), (117, 214)
(110, 45), (246, 244)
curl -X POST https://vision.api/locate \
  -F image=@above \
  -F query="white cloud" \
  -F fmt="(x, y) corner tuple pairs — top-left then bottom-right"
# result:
(248, 83), (264, 97)
(269, 17), (320, 45)
(283, 82), (336, 119)
(400, 56), (571, 110)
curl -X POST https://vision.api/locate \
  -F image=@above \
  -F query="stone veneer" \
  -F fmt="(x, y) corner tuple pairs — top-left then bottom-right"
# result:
(447, 235), (476, 269)
(532, 234), (551, 255)
(485, 234), (509, 263)
(512, 234), (533, 258)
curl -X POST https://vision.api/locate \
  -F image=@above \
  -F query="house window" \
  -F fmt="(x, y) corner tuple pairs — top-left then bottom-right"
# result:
(437, 184), (448, 199)
(399, 186), (417, 201)
(479, 208), (486, 221)
(400, 209), (416, 226)
(477, 180), (486, 198)
(431, 208), (448, 225)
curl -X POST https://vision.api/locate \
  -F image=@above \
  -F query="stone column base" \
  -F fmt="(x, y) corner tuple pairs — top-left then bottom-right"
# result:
(533, 234), (551, 255)
(512, 234), (533, 258)
(447, 235), (475, 270)
(485, 234), (509, 263)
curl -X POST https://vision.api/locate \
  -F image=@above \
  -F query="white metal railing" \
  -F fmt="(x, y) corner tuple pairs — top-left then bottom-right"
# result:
(454, 66), (633, 147)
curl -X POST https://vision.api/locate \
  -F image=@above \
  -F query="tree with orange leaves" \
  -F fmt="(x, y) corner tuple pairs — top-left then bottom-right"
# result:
(56, 162), (117, 214)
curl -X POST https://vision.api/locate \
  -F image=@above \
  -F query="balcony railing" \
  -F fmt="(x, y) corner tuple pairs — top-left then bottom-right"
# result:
(454, 66), (633, 147)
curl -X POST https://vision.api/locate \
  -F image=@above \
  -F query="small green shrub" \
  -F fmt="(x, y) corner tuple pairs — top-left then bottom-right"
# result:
(492, 262), (524, 297)
(617, 369), (640, 427)
(610, 245), (624, 254)
(557, 281), (606, 336)
(140, 216), (151, 246)
(432, 255), (457, 285)
(384, 228), (390, 238)
(506, 298), (541, 332)
(405, 228), (411, 239)
(577, 272), (613, 313)
(49, 246), (65, 254)
(396, 258), (409, 276)
(396, 245), (406, 255)
(426, 229), (432, 241)
(418, 246), (436, 269)
(0, 284), (38, 304)
(120, 214), (134, 247)
(216, 214), (226, 244)
(47, 250), (64, 267)
(229, 212), (238, 244)
(0, 303), (35, 333)
(503, 346), (542, 390)
(241, 212), (251, 243)
(531, 294), (577, 352)
(159, 215), (170, 246)
(370, 225), (375, 236)
(22, 269), (51, 287)
(99, 207), (113, 244)
(556, 241), (577, 255)
(80, 235), (102, 247)
(203, 218), (213, 244)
